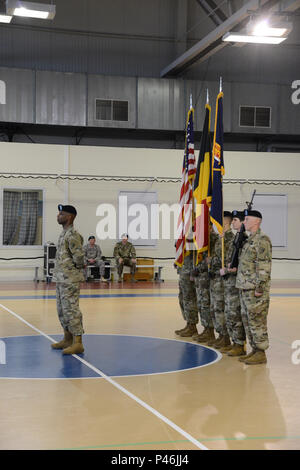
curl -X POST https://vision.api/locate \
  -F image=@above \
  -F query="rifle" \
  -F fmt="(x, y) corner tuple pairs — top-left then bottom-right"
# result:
(229, 190), (256, 269)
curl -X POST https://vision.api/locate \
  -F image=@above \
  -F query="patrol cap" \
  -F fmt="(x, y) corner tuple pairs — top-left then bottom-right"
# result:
(223, 210), (233, 219)
(58, 204), (77, 216)
(232, 210), (245, 221)
(88, 235), (95, 240)
(244, 209), (262, 219)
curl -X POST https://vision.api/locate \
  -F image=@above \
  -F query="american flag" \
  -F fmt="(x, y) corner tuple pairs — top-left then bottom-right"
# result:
(175, 108), (196, 267)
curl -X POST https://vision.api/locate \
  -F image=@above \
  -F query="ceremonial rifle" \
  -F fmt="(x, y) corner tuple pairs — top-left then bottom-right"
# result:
(229, 190), (256, 269)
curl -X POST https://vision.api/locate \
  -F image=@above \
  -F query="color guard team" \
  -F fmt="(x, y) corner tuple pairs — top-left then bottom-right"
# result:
(51, 204), (272, 365)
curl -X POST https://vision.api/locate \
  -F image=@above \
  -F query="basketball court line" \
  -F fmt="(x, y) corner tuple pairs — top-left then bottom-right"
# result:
(0, 293), (299, 300)
(61, 434), (300, 450)
(0, 302), (209, 451)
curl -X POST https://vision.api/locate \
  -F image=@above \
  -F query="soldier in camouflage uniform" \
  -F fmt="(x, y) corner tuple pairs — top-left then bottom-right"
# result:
(174, 264), (188, 335)
(192, 249), (215, 343)
(52, 204), (85, 355)
(219, 211), (246, 356)
(236, 210), (272, 365)
(83, 235), (107, 282)
(207, 215), (231, 349)
(176, 251), (199, 338)
(113, 233), (137, 282)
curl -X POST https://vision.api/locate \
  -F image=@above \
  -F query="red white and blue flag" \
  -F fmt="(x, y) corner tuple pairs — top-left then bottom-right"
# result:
(175, 108), (196, 267)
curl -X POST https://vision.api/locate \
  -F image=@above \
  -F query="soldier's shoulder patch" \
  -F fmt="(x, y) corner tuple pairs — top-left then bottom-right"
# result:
(260, 233), (272, 245)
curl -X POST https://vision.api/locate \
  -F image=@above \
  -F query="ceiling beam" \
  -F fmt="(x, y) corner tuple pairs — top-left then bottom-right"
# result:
(194, 0), (227, 27)
(161, 0), (279, 77)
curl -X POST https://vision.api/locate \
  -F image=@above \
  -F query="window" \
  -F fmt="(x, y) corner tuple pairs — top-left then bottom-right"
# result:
(95, 99), (129, 122)
(239, 106), (271, 128)
(2, 189), (43, 246)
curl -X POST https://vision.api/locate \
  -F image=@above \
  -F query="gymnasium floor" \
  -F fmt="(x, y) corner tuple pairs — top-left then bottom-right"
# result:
(0, 279), (299, 450)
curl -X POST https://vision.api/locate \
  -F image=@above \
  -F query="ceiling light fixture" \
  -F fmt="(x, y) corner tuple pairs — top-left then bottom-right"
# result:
(248, 18), (293, 37)
(6, 1), (56, 20)
(0, 14), (12, 23)
(222, 32), (287, 44)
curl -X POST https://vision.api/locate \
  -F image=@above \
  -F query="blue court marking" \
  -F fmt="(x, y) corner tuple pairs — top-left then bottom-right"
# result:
(0, 293), (299, 300)
(0, 334), (220, 379)
(0, 293), (178, 300)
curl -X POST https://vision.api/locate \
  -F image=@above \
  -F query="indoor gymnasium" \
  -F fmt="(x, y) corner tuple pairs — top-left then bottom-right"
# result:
(0, 0), (299, 453)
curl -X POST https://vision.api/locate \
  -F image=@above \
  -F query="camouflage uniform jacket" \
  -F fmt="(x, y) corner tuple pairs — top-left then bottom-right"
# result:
(210, 229), (235, 274)
(83, 244), (102, 264)
(236, 228), (272, 291)
(53, 225), (85, 283)
(113, 241), (136, 260)
(194, 250), (209, 275)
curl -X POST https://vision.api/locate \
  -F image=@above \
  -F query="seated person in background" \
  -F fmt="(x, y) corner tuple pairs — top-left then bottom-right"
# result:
(83, 236), (107, 282)
(113, 233), (137, 283)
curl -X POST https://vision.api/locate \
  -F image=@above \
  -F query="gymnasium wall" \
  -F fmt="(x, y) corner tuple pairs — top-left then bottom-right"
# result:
(0, 141), (299, 281)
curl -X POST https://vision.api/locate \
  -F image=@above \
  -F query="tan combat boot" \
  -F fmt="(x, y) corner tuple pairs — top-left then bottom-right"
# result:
(220, 343), (233, 353)
(207, 335), (221, 347)
(192, 327), (208, 341)
(239, 349), (256, 362)
(227, 343), (246, 357)
(62, 336), (84, 355)
(51, 330), (73, 350)
(214, 335), (231, 349)
(244, 350), (267, 365)
(175, 323), (189, 335)
(179, 323), (198, 337)
(197, 328), (215, 343)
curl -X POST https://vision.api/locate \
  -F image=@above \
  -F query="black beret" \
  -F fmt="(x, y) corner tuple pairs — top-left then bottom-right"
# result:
(232, 210), (245, 221)
(88, 235), (95, 240)
(223, 211), (233, 219)
(58, 204), (77, 216)
(244, 209), (262, 219)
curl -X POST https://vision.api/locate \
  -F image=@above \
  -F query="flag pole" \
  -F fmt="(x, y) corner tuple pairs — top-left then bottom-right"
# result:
(219, 77), (224, 269)
(206, 88), (211, 260)
(189, 93), (196, 267)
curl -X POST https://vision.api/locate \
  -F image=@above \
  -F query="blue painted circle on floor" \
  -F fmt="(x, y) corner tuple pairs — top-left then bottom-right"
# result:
(0, 335), (220, 379)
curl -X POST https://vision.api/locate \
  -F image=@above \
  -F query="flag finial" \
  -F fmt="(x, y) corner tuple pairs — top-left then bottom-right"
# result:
(219, 77), (223, 93)
(206, 89), (209, 104)
(190, 94), (193, 109)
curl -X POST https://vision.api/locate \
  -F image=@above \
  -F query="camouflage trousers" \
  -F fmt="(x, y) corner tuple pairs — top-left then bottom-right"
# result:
(116, 258), (136, 276)
(194, 275), (213, 328)
(178, 272), (199, 325)
(223, 275), (246, 345)
(178, 282), (186, 321)
(85, 259), (105, 279)
(239, 289), (270, 351)
(209, 275), (227, 335)
(56, 282), (84, 336)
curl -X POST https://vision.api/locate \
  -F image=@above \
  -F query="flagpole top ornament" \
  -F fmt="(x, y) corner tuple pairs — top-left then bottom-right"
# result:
(219, 77), (223, 93)
(206, 89), (209, 104)
(190, 94), (193, 109)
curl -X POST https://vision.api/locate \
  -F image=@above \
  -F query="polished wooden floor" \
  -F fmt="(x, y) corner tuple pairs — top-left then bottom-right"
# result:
(0, 279), (299, 450)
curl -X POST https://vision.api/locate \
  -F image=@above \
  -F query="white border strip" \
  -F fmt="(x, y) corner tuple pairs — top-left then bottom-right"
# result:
(0, 303), (209, 451)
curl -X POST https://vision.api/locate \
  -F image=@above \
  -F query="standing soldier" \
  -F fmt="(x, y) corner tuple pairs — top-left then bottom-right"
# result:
(176, 251), (199, 338)
(174, 264), (188, 335)
(236, 210), (272, 365)
(207, 212), (231, 349)
(220, 211), (246, 356)
(192, 249), (215, 343)
(113, 233), (137, 282)
(51, 204), (85, 355)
